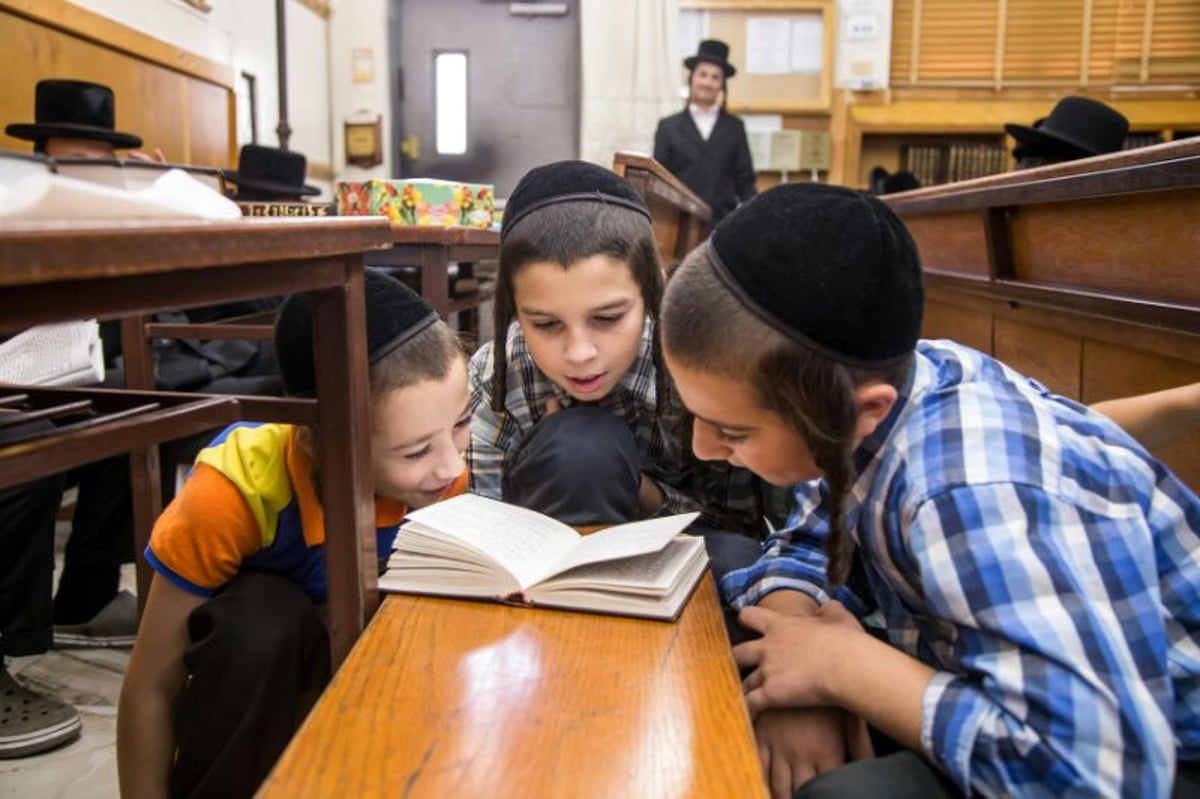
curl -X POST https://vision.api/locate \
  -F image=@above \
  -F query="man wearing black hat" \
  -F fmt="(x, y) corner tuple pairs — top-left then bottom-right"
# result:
(222, 143), (321, 202)
(5, 78), (143, 158)
(653, 39), (757, 223)
(1006, 95), (1129, 169)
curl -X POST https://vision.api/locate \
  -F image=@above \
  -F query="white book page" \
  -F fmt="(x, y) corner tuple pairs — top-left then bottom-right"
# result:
(0, 321), (104, 387)
(536, 512), (700, 583)
(402, 494), (580, 589)
(538, 536), (706, 594)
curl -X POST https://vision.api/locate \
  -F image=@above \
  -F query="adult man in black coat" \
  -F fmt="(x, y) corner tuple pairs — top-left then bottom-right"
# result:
(653, 39), (757, 223)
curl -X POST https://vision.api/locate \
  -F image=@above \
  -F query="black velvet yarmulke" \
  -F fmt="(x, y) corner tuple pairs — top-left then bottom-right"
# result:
(275, 268), (438, 396)
(709, 183), (924, 368)
(501, 160), (650, 238)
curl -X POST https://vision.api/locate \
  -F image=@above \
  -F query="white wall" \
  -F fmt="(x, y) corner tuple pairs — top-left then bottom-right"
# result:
(328, 0), (392, 181)
(64, 0), (332, 194)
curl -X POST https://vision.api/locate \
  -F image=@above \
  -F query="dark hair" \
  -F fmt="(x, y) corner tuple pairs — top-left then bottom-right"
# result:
(371, 318), (464, 402)
(661, 246), (910, 586)
(490, 200), (665, 413)
(299, 318), (464, 482)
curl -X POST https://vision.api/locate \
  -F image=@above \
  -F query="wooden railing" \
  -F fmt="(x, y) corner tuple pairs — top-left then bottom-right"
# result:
(613, 152), (713, 274)
(882, 137), (1200, 491)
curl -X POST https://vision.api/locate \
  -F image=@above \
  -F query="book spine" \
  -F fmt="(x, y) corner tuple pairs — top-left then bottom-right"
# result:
(238, 202), (335, 217)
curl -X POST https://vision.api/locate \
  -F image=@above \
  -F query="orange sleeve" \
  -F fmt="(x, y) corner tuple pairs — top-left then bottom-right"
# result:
(147, 462), (264, 594)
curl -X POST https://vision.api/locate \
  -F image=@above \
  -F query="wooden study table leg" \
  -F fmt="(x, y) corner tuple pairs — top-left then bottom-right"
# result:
(416, 244), (451, 318)
(120, 314), (162, 615)
(308, 262), (376, 666)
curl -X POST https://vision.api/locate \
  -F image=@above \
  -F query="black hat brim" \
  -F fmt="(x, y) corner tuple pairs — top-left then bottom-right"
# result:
(684, 55), (735, 78)
(1004, 123), (1094, 159)
(5, 122), (142, 149)
(224, 170), (320, 197)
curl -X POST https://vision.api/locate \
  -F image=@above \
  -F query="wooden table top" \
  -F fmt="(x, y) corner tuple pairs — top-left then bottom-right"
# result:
(260, 577), (766, 799)
(388, 224), (499, 246)
(0, 217), (394, 284)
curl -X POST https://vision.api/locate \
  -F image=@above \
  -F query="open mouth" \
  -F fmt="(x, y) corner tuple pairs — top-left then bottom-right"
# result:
(566, 372), (606, 394)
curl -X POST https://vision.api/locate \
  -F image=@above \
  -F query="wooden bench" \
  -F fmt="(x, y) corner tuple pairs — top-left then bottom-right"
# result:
(259, 577), (766, 798)
(882, 137), (1200, 491)
(613, 152), (712, 274)
(0, 217), (394, 665)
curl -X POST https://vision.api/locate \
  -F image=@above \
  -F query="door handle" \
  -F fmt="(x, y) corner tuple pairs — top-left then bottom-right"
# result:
(401, 134), (420, 161)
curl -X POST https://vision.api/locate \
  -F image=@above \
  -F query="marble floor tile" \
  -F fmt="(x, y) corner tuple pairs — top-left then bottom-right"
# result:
(2, 560), (134, 798)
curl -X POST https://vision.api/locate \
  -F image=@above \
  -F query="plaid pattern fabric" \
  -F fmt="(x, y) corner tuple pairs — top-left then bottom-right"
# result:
(468, 318), (766, 533)
(722, 340), (1200, 797)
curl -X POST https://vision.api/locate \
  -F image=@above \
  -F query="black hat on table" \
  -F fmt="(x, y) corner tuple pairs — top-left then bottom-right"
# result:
(6, 79), (143, 149)
(708, 183), (924, 369)
(684, 39), (736, 78)
(223, 144), (320, 198)
(274, 269), (439, 396)
(1005, 96), (1129, 161)
(501, 159), (649, 239)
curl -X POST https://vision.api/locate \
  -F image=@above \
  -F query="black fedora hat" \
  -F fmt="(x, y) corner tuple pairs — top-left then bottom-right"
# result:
(1005, 96), (1129, 160)
(6, 79), (142, 149)
(223, 144), (319, 198)
(684, 39), (736, 78)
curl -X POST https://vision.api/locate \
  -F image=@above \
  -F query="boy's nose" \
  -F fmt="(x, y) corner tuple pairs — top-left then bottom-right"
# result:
(691, 419), (727, 462)
(434, 447), (466, 482)
(564, 332), (598, 363)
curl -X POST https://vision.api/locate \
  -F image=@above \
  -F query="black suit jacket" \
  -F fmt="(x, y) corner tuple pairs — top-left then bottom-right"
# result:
(653, 110), (757, 222)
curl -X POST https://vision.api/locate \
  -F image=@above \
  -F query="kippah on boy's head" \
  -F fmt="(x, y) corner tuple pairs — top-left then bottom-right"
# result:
(708, 183), (924, 368)
(501, 159), (650, 239)
(274, 269), (439, 397)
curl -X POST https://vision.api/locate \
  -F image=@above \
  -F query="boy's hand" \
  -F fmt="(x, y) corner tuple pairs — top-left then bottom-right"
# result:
(544, 396), (561, 416)
(753, 707), (873, 799)
(734, 601), (864, 715)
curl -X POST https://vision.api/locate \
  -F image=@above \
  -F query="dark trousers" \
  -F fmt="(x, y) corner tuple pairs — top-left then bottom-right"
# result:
(170, 571), (330, 799)
(502, 406), (762, 639)
(794, 747), (1200, 798)
(53, 456), (134, 624)
(0, 473), (65, 657)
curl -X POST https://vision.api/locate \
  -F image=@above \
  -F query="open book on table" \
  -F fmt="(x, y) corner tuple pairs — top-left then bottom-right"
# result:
(379, 493), (708, 621)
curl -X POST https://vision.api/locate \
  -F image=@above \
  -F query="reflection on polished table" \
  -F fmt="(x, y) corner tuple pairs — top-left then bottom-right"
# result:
(260, 578), (766, 798)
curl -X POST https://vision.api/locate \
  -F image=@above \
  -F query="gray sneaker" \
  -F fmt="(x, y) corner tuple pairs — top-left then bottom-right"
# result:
(52, 589), (138, 648)
(0, 665), (82, 759)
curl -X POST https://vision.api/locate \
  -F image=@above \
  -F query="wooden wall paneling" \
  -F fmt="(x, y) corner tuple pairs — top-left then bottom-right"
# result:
(1008, 191), (1200, 303)
(1082, 338), (1200, 491)
(922, 295), (994, 353)
(0, 1), (235, 168)
(993, 317), (1082, 398)
(904, 211), (990, 276)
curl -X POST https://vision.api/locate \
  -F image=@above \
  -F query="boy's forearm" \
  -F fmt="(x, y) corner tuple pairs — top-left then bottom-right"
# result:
(823, 630), (932, 752)
(758, 588), (819, 615)
(117, 683), (176, 799)
(1093, 382), (1200, 451)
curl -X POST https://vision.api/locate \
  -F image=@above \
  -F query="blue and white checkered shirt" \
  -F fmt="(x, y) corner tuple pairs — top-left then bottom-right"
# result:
(722, 340), (1200, 797)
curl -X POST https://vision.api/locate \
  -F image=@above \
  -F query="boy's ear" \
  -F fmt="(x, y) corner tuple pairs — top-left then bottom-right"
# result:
(852, 381), (898, 441)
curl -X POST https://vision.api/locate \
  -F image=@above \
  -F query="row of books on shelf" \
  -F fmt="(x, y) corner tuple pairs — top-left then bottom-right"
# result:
(902, 143), (1008, 187)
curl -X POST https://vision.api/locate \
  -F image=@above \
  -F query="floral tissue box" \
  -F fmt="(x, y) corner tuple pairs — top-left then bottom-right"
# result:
(336, 178), (494, 228)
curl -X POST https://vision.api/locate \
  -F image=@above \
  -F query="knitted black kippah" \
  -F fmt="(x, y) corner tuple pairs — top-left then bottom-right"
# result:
(274, 268), (439, 396)
(709, 183), (923, 368)
(501, 160), (650, 238)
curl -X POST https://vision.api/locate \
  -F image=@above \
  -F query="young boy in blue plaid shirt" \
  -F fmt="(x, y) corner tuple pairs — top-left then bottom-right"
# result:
(660, 183), (1200, 798)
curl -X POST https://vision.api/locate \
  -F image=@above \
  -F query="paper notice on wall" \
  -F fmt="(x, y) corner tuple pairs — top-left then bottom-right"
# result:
(835, 0), (893, 90)
(790, 16), (824, 73)
(745, 14), (825, 75)
(745, 18), (792, 74)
